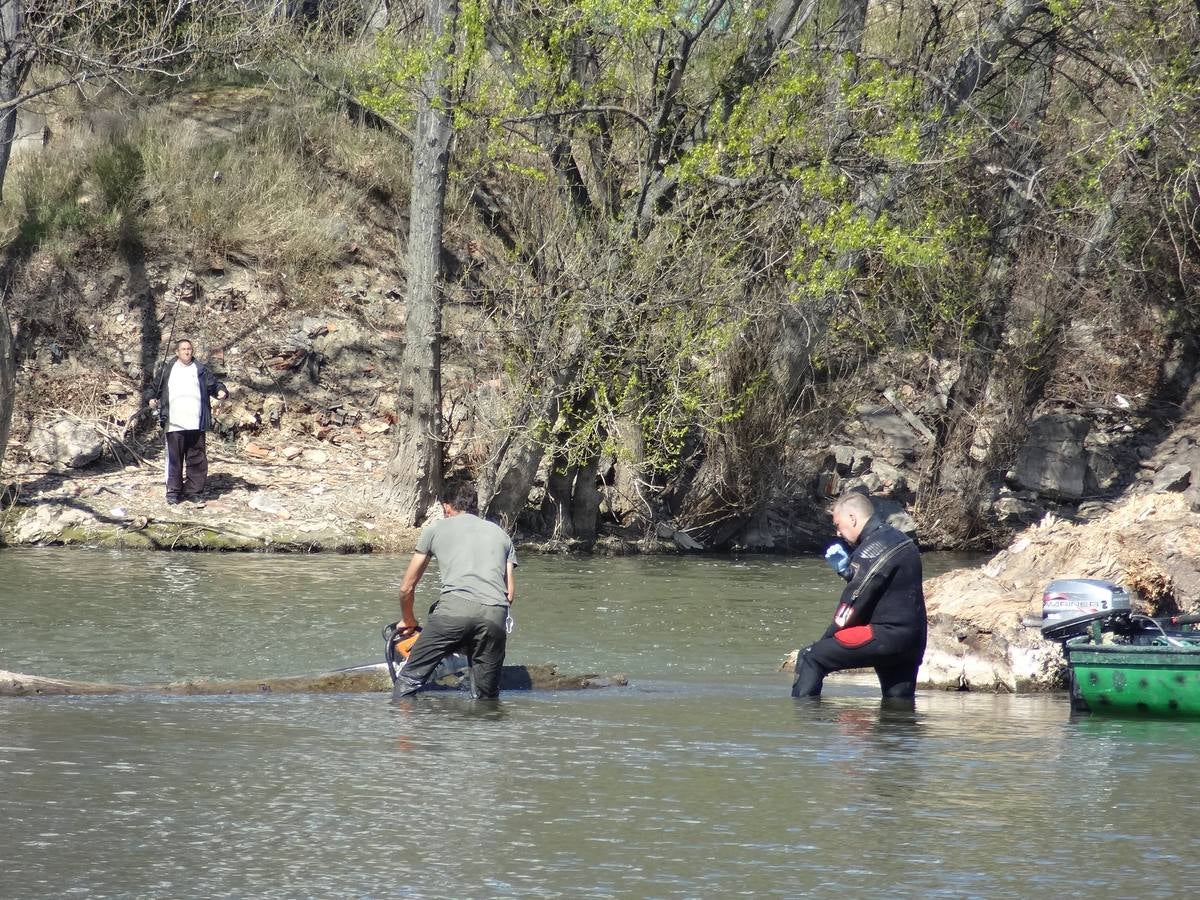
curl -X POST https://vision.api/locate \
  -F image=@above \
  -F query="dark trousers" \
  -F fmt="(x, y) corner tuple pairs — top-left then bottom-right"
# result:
(392, 607), (508, 700)
(165, 430), (208, 499)
(792, 625), (924, 699)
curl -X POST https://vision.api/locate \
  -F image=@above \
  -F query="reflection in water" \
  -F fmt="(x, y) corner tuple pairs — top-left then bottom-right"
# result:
(791, 696), (928, 808)
(388, 692), (509, 721)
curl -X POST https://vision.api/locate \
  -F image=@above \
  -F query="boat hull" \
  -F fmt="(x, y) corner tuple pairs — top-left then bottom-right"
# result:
(1067, 640), (1200, 716)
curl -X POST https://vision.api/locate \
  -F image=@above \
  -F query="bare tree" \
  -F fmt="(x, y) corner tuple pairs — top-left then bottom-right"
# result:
(0, 300), (13, 477)
(0, 1), (274, 201)
(0, 0), (31, 203)
(385, 0), (457, 524)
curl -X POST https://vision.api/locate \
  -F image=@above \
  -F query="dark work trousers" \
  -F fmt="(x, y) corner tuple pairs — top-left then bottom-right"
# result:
(791, 625), (924, 699)
(165, 430), (208, 500)
(392, 604), (508, 700)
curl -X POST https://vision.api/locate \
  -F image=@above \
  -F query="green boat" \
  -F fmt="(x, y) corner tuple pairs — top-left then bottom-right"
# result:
(1063, 634), (1200, 716)
(1042, 606), (1200, 717)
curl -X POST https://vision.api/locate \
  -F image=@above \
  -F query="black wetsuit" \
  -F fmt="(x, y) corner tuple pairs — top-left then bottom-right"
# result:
(792, 515), (927, 698)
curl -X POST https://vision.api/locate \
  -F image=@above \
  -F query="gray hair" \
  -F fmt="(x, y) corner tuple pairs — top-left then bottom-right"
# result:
(831, 492), (874, 520)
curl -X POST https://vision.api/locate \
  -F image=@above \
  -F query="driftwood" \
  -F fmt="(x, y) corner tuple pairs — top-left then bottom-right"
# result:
(0, 664), (628, 698)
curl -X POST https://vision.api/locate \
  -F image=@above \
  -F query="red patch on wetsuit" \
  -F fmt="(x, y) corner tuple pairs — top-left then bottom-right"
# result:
(834, 625), (874, 647)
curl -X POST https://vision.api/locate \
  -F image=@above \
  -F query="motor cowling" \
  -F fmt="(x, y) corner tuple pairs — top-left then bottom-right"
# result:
(1042, 579), (1131, 624)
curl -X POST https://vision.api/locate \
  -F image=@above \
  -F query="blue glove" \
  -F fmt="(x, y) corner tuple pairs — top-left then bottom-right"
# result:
(824, 543), (850, 575)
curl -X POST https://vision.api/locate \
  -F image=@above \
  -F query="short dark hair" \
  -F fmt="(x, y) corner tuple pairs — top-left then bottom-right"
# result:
(176, 339), (193, 349)
(441, 480), (478, 514)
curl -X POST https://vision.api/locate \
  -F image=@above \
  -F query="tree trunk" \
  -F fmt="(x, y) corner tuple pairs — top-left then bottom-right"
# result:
(0, 299), (13, 476)
(0, 3), (25, 474)
(541, 445), (602, 543)
(609, 417), (647, 523)
(482, 418), (550, 530)
(386, 0), (456, 525)
(569, 451), (601, 541)
(481, 348), (584, 529)
(0, 0), (30, 202)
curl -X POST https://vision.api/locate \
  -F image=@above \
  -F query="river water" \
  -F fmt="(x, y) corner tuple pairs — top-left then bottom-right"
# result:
(3, 547), (1200, 898)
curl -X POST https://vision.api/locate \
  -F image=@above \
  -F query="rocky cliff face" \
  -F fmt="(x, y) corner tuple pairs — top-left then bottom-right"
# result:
(920, 375), (1200, 692)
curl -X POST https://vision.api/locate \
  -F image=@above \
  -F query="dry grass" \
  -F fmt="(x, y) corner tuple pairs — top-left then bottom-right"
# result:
(0, 78), (410, 289)
(136, 109), (366, 276)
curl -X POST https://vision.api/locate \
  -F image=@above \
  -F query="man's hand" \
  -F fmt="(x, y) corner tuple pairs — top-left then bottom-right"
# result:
(824, 543), (850, 575)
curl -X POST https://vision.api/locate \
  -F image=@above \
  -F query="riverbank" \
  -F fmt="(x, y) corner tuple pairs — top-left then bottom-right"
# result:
(4, 82), (1199, 557)
(1, 438), (417, 553)
(0, 443), (678, 554)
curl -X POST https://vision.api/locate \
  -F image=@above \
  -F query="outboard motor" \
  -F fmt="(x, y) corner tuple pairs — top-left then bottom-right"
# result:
(1039, 579), (1132, 643)
(1042, 579), (1131, 623)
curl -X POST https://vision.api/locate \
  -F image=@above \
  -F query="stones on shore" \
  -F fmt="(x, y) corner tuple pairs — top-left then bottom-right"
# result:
(244, 441), (273, 459)
(1010, 414), (1090, 501)
(1152, 463), (1193, 493)
(27, 419), (104, 468)
(248, 493), (290, 518)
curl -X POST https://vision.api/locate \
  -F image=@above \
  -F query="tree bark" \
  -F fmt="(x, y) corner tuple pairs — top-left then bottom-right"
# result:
(0, 299), (13, 476)
(387, 0), (456, 524)
(0, 0), (30, 202)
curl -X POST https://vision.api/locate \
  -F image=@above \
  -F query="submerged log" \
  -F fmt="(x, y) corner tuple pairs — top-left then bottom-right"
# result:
(0, 664), (628, 698)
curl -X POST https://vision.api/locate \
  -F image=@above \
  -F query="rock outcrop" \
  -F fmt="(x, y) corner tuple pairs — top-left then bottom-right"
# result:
(922, 493), (1199, 692)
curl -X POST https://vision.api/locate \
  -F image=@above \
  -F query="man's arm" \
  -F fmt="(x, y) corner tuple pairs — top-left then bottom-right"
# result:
(505, 561), (516, 605)
(145, 362), (167, 408)
(831, 542), (911, 630)
(398, 551), (430, 628)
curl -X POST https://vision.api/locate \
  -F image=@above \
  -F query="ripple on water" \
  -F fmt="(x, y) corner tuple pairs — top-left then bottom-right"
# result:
(5, 549), (1200, 897)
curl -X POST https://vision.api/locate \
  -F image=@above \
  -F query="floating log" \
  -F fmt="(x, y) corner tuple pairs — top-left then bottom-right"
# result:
(0, 664), (627, 698)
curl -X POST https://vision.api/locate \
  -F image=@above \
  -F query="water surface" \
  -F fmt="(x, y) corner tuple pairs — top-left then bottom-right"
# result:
(2, 547), (1198, 898)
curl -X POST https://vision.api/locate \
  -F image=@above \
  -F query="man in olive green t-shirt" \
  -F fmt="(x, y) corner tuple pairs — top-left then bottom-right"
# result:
(392, 481), (518, 700)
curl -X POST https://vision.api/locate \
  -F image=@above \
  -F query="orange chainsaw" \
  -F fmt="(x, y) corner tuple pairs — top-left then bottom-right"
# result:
(382, 622), (422, 684)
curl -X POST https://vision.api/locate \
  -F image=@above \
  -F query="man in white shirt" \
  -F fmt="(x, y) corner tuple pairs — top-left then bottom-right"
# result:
(147, 339), (227, 505)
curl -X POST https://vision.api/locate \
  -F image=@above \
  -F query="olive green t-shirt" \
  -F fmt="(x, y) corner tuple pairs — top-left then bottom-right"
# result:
(415, 512), (516, 608)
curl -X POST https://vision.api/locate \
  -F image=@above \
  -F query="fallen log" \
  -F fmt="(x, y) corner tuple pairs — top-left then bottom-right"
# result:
(0, 664), (628, 698)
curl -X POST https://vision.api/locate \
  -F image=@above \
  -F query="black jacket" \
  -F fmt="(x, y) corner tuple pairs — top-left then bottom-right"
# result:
(146, 359), (227, 432)
(823, 514), (926, 641)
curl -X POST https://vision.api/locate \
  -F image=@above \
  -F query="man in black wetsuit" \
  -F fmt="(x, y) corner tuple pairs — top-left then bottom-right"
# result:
(792, 492), (926, 699)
